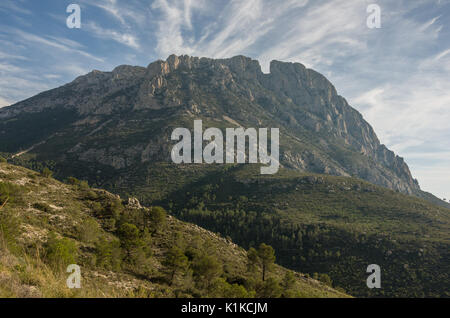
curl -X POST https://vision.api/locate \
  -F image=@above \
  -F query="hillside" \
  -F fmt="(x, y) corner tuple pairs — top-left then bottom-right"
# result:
(151, 164), (449, 297)
(0, 161), (347, 298)
(1, 55), (447, 209)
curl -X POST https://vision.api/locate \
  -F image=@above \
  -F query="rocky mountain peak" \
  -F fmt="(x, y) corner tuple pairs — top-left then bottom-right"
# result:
(2, 54), (444, 205)
(220, 55), (262, 77)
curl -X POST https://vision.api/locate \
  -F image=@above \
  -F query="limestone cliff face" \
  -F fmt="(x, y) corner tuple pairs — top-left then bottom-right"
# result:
(0, 54), (421, 196)
(261, 59), (420, 194)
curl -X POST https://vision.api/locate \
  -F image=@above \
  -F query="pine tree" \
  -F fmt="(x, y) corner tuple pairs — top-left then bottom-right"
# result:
(147, 206), (166, 234)
(117, 223), (142, 259)
(247, 247), (259, 273)
(258, 243), (275, 282)
(163, 246), (189, 286)
(192, 254), (222, 290)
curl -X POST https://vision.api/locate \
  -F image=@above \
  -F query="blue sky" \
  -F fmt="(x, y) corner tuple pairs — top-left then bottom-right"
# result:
(0, 0), (449, 199)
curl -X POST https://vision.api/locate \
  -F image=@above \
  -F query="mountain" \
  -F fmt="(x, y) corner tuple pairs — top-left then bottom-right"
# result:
(0, 55), (449, 297)
(1, 54), (444, 205)
(0, 161), (346, 297)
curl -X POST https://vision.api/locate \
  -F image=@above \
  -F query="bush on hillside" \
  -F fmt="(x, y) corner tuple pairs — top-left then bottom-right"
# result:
(44, 232), (78, 269)
(41, 167), (53, 178)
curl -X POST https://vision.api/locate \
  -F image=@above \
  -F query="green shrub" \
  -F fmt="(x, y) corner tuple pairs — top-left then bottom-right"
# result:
(116, 223), (148, 265)
(84, 190), (98, 200)
(0, 156), (6, 163)
(95, 237), (122, 270)
(41, 167), (53, 178)
(317, 273), (333, 287)
(103, 218), (117, 232)
(141, 228), (153, 257)
(335, 286), (346, 294)
(163, 246), (189, 286)
(78, 180), (89, 189)
(67, 177), (89, 189)
(146, 206), (167, 234)
(0, 181), (23, 205)
(67, 177), (78, 185)
(213, 278), (252, 298)
(192, 254), (222, 289)
(0, 209), (21, 250)
(77, 219), (101, 243)
(27, 172), (37, 180)
(258, 277), (282, 298)
(282, 271), (296, 290)
(117, 223), (140, 250)
(90, 201), (103, 215)
(32, 202), (53, 213)
(246, 247), (259, 273)
(100, 199), (123, 220)
(44, 232), (78, 269)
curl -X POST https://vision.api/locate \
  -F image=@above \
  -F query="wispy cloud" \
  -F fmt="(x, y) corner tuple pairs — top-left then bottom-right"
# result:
(150, 0), (205, 56)
(150, 0), (310, 62)
(93, 0), (129, 26)
(0, 50), (28, 60)
(82, 0), (149, 28)
(0, 69), (51, 107)
(344, 3), (450, 197)
(0, 0), (32, 15)
(85, 22), (140, 49)
(11, 28), (104, 62)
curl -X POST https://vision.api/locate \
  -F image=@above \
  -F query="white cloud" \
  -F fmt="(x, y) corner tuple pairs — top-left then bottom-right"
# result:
(149, 0), (369, 72)
(150, 0), (199, 56)
(351, 49), (450, 154)
(53, 64), (89, 78)
(150, 0), (310, 62)
(344, 6), (450, 198)
(0, 0), (32, 15)
(0, 28), (104, 104)
(94, 0), (129, 26)
(82, 0), (149, 28)
(11, 28), (104, 62)
(0, 50), (28, 60)
(0, 74), (51, 104)
(0, 63), (26, 73)
(86, 22), (140, 49)
(43, 74), (62, 80)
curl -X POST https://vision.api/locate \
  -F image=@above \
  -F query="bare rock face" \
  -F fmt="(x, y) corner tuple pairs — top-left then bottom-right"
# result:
(126, 197), (143, 209)
(0, 54), (424, 198)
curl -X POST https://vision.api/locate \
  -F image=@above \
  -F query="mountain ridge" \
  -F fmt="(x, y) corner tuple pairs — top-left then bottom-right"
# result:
(0, 54), (445, 207)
